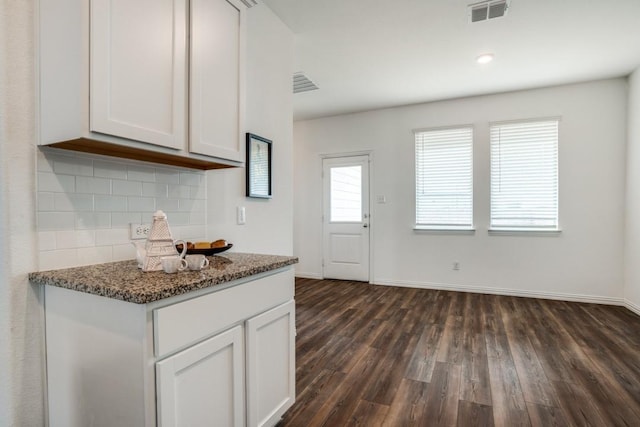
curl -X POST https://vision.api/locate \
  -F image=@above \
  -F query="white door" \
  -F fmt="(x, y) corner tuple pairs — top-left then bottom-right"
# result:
(246, 300), (296, 427)
(322, 155), (370, 281)
(189, 0), (244, 162)
(156, 325), (245, 427)
(90, 0), (187, 149)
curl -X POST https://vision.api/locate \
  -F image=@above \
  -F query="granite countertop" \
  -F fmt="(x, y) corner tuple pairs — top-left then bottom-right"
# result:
(29, 253), (298, 304)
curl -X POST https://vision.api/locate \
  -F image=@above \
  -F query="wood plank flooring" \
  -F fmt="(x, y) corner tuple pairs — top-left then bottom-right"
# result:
(280, 278), (640, 427)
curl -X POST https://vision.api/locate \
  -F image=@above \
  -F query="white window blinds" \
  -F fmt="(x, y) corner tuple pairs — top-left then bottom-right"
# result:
(415, 127), (473, 229)
(490, 119), (559, 230)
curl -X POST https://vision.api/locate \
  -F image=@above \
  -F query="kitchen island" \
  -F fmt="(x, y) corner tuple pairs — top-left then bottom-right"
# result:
(29, 253), (298, 427)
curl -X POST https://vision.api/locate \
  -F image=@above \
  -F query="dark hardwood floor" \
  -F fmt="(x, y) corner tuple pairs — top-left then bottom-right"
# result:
(280, 278), (640, 427)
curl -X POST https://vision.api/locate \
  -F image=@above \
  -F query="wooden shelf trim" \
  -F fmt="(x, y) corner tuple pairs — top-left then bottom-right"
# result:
(48, 138), (239, 170)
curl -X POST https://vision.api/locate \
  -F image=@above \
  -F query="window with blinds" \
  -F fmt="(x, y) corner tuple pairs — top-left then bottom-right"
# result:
(490, 119), (559, 230)
(415, 126), (473, 229)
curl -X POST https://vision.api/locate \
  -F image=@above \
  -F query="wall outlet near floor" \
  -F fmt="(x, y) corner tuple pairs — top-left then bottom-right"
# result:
(453, 261), (460, 271)
(130, 223), (151, 240)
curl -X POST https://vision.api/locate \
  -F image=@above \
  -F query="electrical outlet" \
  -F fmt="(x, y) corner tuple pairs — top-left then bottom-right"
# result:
(130, 223), (151, 240)
(453, 261), (460, 271)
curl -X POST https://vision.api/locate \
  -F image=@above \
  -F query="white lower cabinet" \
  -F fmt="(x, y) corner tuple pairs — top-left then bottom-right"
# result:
(156, 300), (296, 427)
(156, 325), (246, 427)
(246, 300), (296, 427)
(43, 267), (295, 427)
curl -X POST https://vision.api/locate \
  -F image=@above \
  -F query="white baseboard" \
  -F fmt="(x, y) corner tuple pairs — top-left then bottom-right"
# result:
(624, 299), (640, 316)
(292, 274), (627, 307)
(373, 278), (625, 306)
(294, 271), (323, 280)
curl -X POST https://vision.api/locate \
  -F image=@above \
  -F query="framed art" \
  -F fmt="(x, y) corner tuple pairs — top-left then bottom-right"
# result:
(246, 133), (272, 198)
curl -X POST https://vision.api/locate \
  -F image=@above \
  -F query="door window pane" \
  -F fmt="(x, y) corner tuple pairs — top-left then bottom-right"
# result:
(330, 166), (362, 222)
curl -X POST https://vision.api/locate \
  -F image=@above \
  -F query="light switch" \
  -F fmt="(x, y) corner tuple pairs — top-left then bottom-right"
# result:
(376, 195), (387, 204)
(237, 206), (246, 225)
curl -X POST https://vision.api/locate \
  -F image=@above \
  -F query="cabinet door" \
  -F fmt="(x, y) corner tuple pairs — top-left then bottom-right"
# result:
(189, 0), (244, 162)
(156, 325), (245, 427)
(246, 300), (296, 427)
(90, 0), (187, 149)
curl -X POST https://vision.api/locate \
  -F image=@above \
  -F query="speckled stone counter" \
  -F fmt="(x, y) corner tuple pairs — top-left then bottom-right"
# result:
(29, 252), (298, 304)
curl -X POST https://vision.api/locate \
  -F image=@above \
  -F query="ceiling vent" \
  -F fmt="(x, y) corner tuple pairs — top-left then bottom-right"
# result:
(469, 0), (509, 23)
(293, 72), (319, 94)
(239, 0), (258, 8)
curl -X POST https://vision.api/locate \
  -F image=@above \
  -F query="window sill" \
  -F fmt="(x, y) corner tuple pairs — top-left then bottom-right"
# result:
(414, 226), (476, 235)
(488, 228), (562, 236)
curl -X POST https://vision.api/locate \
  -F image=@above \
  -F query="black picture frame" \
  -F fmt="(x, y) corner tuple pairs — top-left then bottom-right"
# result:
(246, 133), (272, 198)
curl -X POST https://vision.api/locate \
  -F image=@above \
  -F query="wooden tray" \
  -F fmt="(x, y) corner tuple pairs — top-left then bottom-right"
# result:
(175, 243), (233, 256)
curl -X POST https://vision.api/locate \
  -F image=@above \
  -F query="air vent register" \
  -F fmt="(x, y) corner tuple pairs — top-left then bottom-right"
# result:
(469, 0), (509, 23)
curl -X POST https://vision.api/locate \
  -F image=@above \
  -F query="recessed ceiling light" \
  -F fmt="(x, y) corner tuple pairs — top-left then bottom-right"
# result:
(476, 53), (494, 64)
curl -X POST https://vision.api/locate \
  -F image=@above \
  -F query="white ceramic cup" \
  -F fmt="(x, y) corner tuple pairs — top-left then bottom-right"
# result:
(161, 256), (187, 274)
(186, 254), (209, 271)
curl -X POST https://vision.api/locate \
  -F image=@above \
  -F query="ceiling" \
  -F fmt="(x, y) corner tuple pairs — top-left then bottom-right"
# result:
(262, 0), (640, 121)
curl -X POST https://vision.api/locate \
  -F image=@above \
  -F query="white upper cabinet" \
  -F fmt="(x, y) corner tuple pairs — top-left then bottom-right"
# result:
(190, 0), (245, 162)
(37, 0), (246, 168)
(90, 0), (187, 149)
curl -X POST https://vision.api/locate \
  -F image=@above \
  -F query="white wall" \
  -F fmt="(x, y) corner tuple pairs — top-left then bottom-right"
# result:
(625, 68), (640, 314)
(0, 0), (45, 425)
(207, 4), (294, 256)
(294, 79), (628, 302)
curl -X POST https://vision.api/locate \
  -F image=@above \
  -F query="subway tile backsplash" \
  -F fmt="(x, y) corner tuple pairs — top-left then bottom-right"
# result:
(37, 148), (207, 270)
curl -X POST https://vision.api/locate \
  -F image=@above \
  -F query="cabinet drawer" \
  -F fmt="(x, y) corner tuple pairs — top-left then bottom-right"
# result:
(153, 268), (294, 358)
